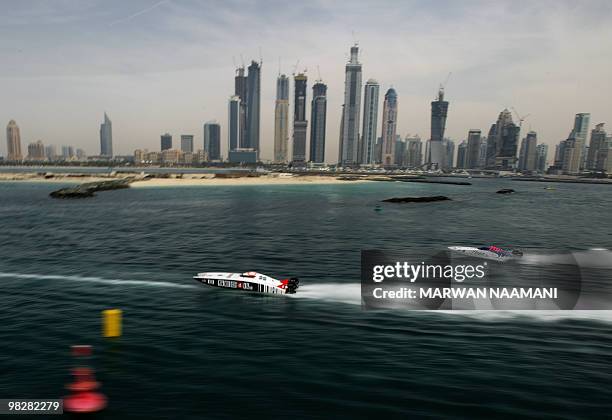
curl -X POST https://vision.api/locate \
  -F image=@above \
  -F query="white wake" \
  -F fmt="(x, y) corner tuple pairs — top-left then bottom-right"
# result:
(0, 271), (196, 289)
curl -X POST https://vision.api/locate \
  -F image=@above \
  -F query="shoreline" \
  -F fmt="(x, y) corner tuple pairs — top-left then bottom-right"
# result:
(0, 172), (369, 187)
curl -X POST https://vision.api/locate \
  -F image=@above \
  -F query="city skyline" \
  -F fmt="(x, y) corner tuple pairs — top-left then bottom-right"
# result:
(1, 1), (611, 162)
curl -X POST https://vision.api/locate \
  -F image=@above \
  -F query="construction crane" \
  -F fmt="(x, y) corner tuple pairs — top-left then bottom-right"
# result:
(511, 107), (530, 128)
(437, 72), (452, 100)
(292, 59), (300, 76)
(316, 65), (322, 82)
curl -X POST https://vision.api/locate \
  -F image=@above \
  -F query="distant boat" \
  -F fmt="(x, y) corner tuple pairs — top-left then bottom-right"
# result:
(544, 186), (556, 190)
(448, 246), (523, 262)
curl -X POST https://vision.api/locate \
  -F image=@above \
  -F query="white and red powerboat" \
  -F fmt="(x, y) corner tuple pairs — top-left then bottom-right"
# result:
(449, 246), (523, 262)
(193, 271), (299, 295)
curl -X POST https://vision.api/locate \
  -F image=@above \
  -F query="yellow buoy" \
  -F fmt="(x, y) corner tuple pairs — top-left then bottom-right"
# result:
(102, 309), (122, 338)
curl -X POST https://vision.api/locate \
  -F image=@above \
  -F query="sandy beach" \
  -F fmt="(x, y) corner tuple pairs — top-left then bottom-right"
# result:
(130, 174), (366, 187)
(0, 172), (367, 186)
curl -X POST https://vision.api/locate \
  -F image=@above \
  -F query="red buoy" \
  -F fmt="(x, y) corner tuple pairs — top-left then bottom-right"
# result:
(63, 346), (107, 413)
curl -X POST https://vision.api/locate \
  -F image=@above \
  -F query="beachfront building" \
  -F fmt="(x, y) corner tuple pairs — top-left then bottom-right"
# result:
(234, 66), (247, 148)
(27, 140), (46, 161)
(485, 109), (520, 170)
(338, 45), (362, 166)
(381, 88), (398, 166)
(518, 131), (538, 172)
(100, 113), (113, 158)
(456, 141), (468, 169)
(6, 120), (22, 161)
(536, 144), (549, 172)
(181, 135), (194, 153)
(586, 123), (607, 171)
(161, 133), (172, 151)
(359, 79), (380, 165)
(245, 60), (261, 153)
(444, 139), (455, 169)
(465, 129), (482, 169)
(427, 86), (449, 170)
(309, 80), (327, 163)
(273, 74), (290, 163)
(228, 95), (241, 154)
(405, 136), (423, 169)
(45, 144), (57, 161)
(562, 113), (590, 174)
(292, 73), (308, 164)
(204, 122), (221, 161)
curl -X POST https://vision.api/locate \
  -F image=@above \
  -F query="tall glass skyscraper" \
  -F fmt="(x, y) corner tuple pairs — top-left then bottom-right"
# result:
(562, 113), (590, 174)
(161, 133), (172, 151)
(427, 87), (449, 169)
(99, 113), (113, 157)
(586, 123), (607, 171)
(381, 88), (398, 166)
(228, 95), (241, 153)
(292, 73), (308, 164)
(485, 109), (519, 170)
(309, 81), (327, 163)
(245, 60), (261, 153)
(274, 74), (290, 163)
(466, 129), (482, 169)
(234, 67), (247, 149)
(360, 79), (380, 165)
(204, 122), (221, 161)
(338, 45), (362, 166)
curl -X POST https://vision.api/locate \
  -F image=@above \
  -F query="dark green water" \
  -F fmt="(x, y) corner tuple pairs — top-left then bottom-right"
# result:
(1, 179), (611, 419)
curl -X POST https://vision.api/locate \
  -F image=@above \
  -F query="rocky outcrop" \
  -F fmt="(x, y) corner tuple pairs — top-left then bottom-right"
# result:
(382, 196), (451, 203)
(50, 179), (133, 199)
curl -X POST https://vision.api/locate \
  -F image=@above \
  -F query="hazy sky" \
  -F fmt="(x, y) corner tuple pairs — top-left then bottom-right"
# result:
(1, 0), (611, 162)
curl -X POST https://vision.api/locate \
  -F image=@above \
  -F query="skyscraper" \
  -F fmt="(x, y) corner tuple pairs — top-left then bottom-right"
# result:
(204, 122), (221, 161)
(359, 79), (380, 165)
(595, 134), (612, 172)
(536, 143), (549, 173)
(27, 140), (46, 161)
(309, 81), (327, 163)
(100, 113), (113, 157)
(380, 88), (398, 166)
(562, 113), (590, 174)
(45, 144), (56, 161)
(456, 141), (468, 169)
(62, 145), (74, 160)
(273, 74), (290, 163)
(444, 139), (455, 169)
(427, 86), (449, 169)
(234, 67), (247, 148)
(161, 133), (172, 151)
(466, 129), (482, 169)
(518, 131), (538, 172)
(245, 60), (261, 153)
(6, 120), (22, 161)
(292, 73), (308, 164)
(478, 139), (488, 168)
(405, 135), (423, 168)
(228, 95), (241, 153)
(181, 135), (194, 153)
(586, 123), (607, 171)
(486, 109), (520, 170)
(394, 135), (406, 166)
(338, 45), (362, 166)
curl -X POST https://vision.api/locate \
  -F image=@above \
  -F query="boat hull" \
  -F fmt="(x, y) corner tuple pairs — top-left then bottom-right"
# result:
(193, 275), (294, 295)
